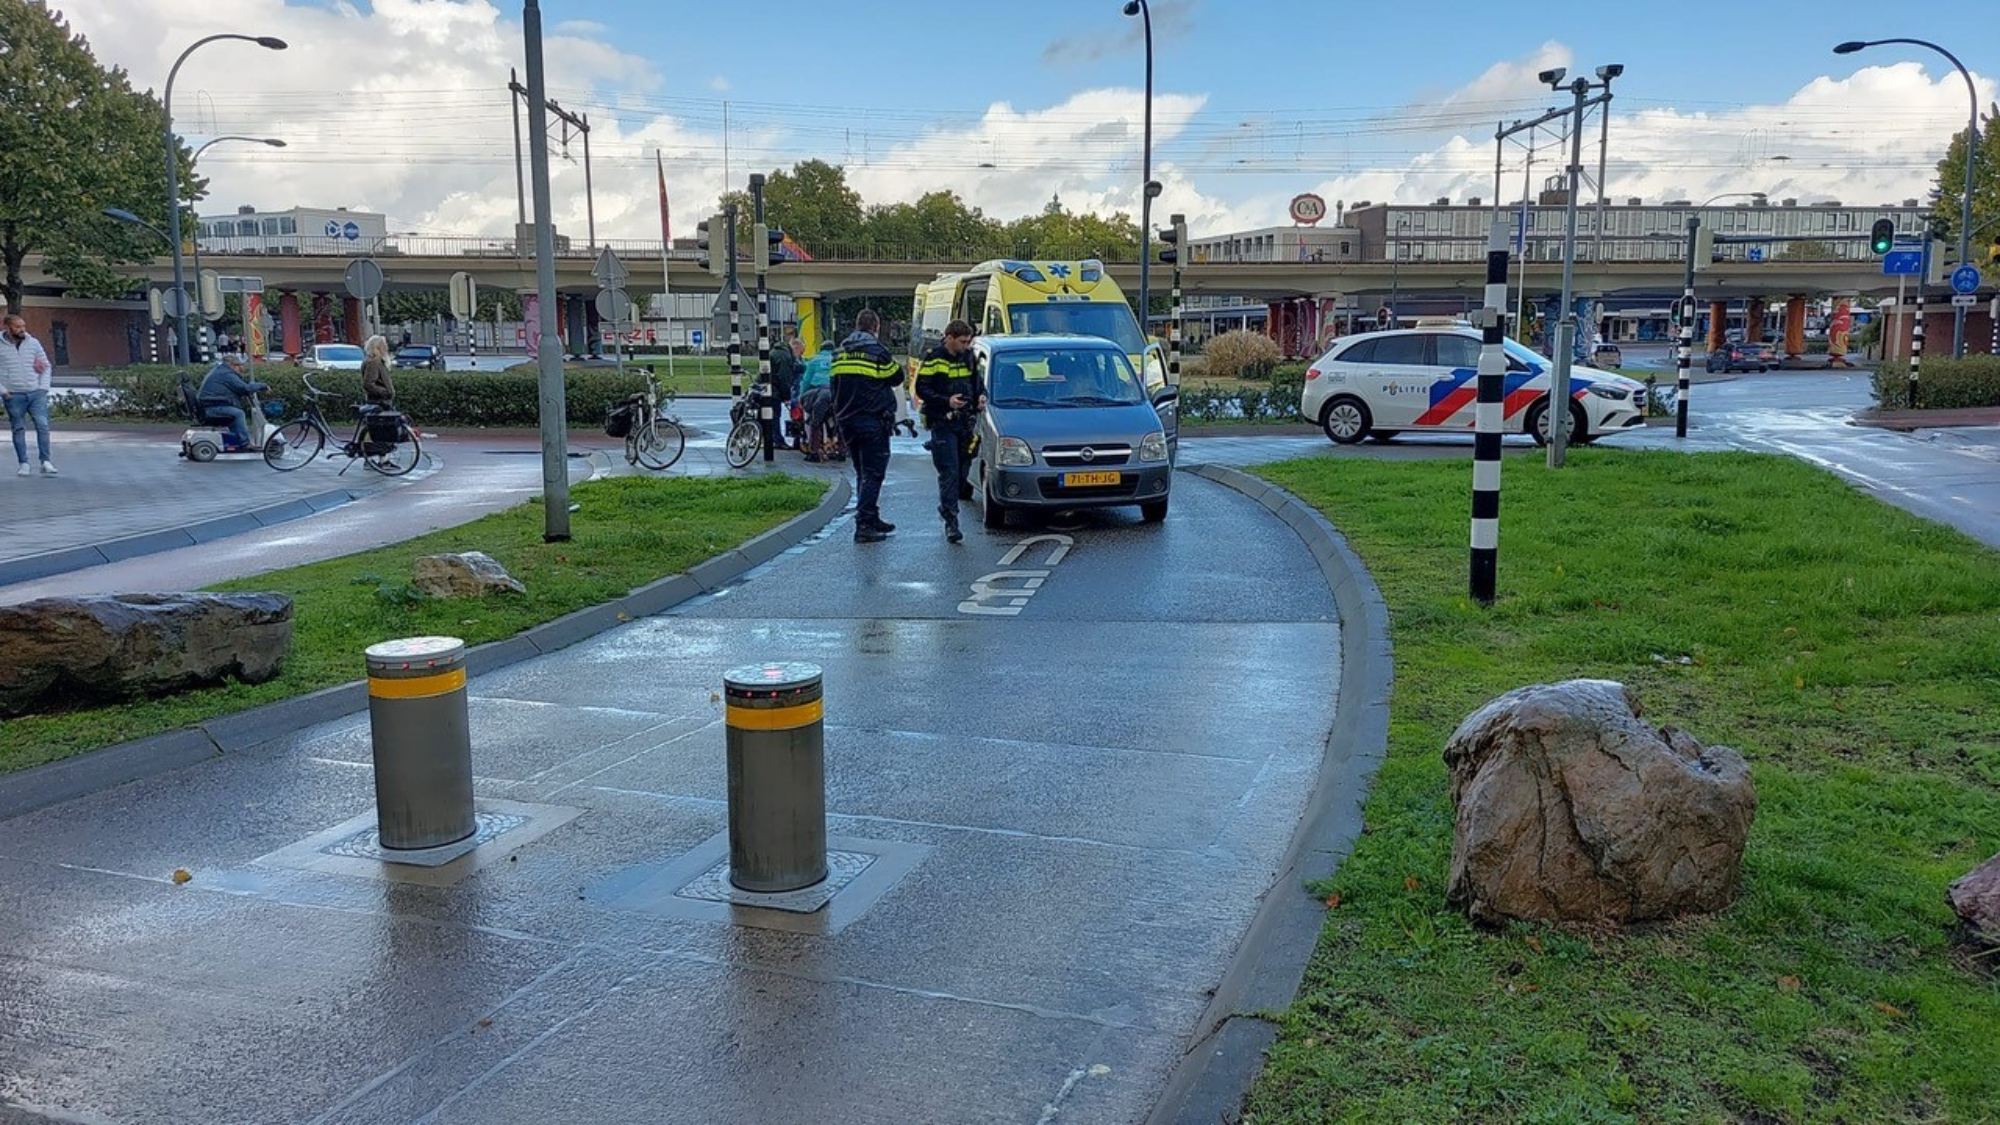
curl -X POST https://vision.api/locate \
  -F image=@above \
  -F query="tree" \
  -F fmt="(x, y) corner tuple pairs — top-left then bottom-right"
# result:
(0, 1), (198, 313)
(1777, 239), (1834, 261)
(863, 191), (1005, 260)
(759, 159), (866, 254)
(999, 196), (1139, 262)
(1929, 102), (2000, 255)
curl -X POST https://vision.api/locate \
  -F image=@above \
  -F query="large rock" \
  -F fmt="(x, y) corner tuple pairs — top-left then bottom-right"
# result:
(1444, 679), (1756, 926)
(1948, 853), (2000, 948)
(413, 551), (525, 598)
(0, 592), (293, 716)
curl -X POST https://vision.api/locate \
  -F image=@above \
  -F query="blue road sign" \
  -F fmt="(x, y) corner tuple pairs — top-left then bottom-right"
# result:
(1950, 264), (1981, 294)
(1747, 247), (1765, 262)
(1882, 249), (1925, 276)
(689, 328), (705, 348)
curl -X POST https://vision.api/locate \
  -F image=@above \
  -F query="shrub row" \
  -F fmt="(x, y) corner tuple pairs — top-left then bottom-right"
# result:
(1869, 354), (2000, 410)
(77, 364), (667, 428)
(1175, 363), (1307, 424)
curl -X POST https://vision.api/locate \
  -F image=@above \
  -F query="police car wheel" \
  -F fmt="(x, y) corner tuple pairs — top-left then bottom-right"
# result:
(1321, 397), (1370, 445)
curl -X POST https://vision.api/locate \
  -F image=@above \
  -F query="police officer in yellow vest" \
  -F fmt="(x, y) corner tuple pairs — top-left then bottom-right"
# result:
(914, 319), (986, 543)
(830, 308), (904, 542)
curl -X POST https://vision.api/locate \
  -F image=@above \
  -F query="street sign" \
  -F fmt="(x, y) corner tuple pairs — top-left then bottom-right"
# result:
(448, 271), (476, 319)
(160, 286), (190, 318)
(591, 245), (629, 285)
(198, 270), (222, 319)
(1950, 264), (1981, 295)
(1882, 248), (1925, 276)
(147, 288), (164, 325)
(1746, 247), (1765, 262)
(343, 258), (385, 300)
(1952, 293), (1978, 308)
(689, 328), (705, 348)
(594, 287), (633, 322)
(217, 275), (264, 294)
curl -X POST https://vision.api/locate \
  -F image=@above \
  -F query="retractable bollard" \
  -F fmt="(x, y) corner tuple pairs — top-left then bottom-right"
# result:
(365, 636), (477, 851)
(723, 661), (827, 892)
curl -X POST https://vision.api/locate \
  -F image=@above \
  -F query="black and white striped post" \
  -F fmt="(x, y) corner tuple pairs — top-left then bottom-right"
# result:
(467, 318), (478, 369)
(1471, 217), (1510, 605)
(1675, 217), (1698, 438)
(750, 173), (776, 462)
(1168, 215), (1184, 384)
(725, 201), (743, 404)
(1909, 289), (1925, 409)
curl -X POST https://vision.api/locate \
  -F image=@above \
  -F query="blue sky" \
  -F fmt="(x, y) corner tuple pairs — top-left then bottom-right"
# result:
(81, 0), (1993, 240)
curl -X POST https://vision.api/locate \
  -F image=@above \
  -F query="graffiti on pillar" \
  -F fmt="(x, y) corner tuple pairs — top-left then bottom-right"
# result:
(523, 293), (542, 360)
(1828, 300), (1854, 365)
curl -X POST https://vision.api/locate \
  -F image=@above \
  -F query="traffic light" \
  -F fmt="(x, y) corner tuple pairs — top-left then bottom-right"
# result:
(1157, 213), (1184, 265)
(1691, 225), (1715, 272)
(696, 216), (726, 278)
(1869, 218), (1895, 256)
(755, 222), (785, 270)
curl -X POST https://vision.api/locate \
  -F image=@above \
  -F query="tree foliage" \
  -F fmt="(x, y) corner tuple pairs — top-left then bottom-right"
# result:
(0, 0), (199, 312)
(700, 162), (1139, 263)
(1929, 101), (2000, 255)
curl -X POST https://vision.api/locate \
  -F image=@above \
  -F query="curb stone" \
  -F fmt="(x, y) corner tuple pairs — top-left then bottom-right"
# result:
(1145, 464), (1394, 1125)
(0, 476), (851, 822)
(0, 487), (369, 588)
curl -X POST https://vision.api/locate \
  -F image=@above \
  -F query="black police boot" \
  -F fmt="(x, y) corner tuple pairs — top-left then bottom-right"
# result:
(945, 517), (963, 544)
(868, 517), (896, 533)
(855, 527), (889, 544)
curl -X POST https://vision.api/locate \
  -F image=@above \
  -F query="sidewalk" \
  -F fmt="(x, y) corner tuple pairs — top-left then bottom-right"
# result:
(1852, 404), (2000, 431)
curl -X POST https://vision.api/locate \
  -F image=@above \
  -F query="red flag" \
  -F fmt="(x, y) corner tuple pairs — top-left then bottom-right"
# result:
(668, 150), (684, 244)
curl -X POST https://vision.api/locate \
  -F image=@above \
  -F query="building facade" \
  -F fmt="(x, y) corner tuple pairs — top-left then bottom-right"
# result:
(195, 205), (389, 255)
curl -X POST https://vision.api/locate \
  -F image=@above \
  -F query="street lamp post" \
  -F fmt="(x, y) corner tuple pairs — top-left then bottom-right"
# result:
(161, 34), (288, 364)
(1123, 0), (1154, 329)
(1542, 63), (1620, 468)
(186, 137), (285, 361)
(1837, 38), (1978, 357)
(1389, 215), (1410, 326)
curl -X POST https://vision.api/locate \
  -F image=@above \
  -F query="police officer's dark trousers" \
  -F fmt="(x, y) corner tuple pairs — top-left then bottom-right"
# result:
(930, 423), (974, 525)
(841, 412), (892, 530)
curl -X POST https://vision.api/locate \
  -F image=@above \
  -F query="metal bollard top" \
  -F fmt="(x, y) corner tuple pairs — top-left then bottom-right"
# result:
(365, 635), (467, 678)
(723, 660), (823, 706)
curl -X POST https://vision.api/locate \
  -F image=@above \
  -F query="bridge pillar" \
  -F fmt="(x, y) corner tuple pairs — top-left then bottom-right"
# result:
(1265, 300), (1285, 350)
(1707, 300), (1728, 353)
(311, 292), (335, 346)
(521, 290), (543, 360)
(279, 291), (301, 359)
(1574, 294), (1601, 355)
(1828, 294), (1856, 367)
(585, 300), (602, 359)
(794, 292), (822, 353)
(343, 297), (364, 345)
(1782, 295), (1807, 358)
(1744, 296), (1767, 343)
(565, 295), (587, 360)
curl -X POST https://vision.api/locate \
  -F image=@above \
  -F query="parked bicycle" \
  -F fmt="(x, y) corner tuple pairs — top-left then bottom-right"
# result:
(725, 381), (781, 469)
(604, 369), (685, 470)
(263, 372), (423, 476)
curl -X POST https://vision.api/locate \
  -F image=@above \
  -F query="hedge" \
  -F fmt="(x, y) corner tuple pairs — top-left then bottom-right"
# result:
(1175, 363), (1308, 424)
(70, 364), (669, 429)
(1869, 354), (2000, 410)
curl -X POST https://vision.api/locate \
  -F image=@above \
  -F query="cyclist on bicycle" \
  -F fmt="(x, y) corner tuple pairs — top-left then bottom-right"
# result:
(361, 335), (396, 406)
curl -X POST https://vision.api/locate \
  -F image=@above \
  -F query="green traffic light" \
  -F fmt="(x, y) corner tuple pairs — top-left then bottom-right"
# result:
(1868, 218), (1895, 256)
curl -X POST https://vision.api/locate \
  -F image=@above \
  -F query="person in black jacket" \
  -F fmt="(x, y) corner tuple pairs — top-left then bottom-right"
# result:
(914, 319), (986, 543)
(830, 309), (903, 542)
(196, 353), (269, 450)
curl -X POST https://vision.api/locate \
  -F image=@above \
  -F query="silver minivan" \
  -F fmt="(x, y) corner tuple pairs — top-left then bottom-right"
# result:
(973, 334), (1179, 527)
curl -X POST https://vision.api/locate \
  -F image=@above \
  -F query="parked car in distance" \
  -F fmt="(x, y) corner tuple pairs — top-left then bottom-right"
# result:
(1592, 342), (1623, 367)
(302, 343), (366, 371)
(394, 344), (445, 370)
(1706, 341), (1777, 373)
(974, 334), (1179, 527)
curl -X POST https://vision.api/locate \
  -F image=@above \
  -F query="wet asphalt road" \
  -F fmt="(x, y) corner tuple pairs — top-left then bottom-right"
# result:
(0, 462), (1341, 1124)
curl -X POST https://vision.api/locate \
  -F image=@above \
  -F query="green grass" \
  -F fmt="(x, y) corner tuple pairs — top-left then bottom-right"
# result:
(1244, 449), (2000, 1125)
(1, 474), (826, 773)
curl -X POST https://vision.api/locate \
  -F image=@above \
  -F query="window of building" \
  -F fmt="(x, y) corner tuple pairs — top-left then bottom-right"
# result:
(1340, 240), (1351, 256)
(237, 220), (258, 236)
(262, 218), (283, 235)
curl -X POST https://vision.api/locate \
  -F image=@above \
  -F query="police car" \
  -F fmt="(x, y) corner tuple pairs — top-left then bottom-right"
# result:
(1300, 326), (1647, 446)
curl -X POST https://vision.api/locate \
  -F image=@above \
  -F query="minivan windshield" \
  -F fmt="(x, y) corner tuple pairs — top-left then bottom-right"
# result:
(317, 345), (364, 362)
(985, 347), (1146, 407)
(1007, 302), (1145, 354)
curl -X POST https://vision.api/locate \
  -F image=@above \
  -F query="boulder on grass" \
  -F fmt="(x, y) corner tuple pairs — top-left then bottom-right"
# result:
(0, 592), (292, 716)
(413, 551), (524, 598)
(1444, 679), (1756, 926)
(1948, 853), (2000, 949)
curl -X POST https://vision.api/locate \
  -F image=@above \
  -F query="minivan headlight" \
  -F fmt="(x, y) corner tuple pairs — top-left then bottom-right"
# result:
(1139, 430), (1168, 462)
(997, 436), (1034, 466)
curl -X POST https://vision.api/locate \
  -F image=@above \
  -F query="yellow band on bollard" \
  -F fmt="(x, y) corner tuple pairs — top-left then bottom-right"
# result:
(726, 698), (824, 731)
(368, 666), (467, 700)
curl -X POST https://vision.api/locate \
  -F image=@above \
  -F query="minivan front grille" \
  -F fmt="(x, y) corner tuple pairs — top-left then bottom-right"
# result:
(1041, 443), (1133, 466)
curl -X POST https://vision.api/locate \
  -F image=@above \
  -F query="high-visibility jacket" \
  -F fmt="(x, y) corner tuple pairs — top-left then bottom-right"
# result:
(914, 344), (985, 428)
(829, 330), (901, 422)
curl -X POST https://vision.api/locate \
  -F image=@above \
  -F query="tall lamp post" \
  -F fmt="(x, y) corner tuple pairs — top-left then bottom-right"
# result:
(186, 136), (285, 359)
(1123, 0), (1155, 330)
(1541, 63), (1621, 468)
(1837, 38), (1978, 357)
(161, 34), (288, 364)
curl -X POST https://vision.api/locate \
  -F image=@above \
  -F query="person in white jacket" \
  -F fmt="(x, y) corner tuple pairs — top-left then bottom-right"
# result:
(0, 314), (56, 476)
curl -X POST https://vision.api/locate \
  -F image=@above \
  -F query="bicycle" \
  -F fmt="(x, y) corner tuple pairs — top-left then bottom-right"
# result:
(607, 369), (685, 470)
(263, 372), (424, 476)
(724, 381), (776, 469)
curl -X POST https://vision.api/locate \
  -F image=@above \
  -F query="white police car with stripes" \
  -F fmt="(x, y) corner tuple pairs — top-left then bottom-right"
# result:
(1300, 326), (1647, 446)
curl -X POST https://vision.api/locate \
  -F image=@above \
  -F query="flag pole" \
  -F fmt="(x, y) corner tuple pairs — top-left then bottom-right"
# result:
(657, 149), (678, 386)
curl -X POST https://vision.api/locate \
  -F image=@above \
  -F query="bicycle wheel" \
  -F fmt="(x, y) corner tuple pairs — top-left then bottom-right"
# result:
(633, 419), (684, 471)
(366, 432), (423, 476)
(724, 419), (762, 468)
(264, 420), (324, 471)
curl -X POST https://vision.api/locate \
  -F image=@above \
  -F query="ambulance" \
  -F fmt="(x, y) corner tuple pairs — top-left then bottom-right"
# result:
(910, 259), (1168, 391)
